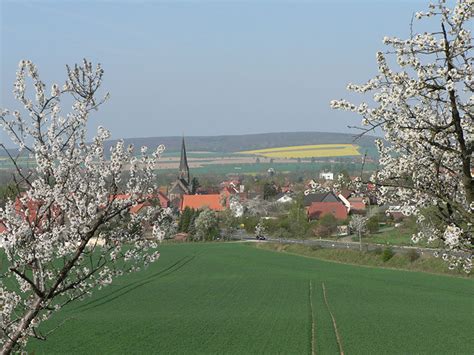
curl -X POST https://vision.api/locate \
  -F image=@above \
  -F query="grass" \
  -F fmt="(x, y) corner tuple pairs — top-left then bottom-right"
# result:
(253, 243), (468, 277)
(28, 243), (473, 354)
(240, 144), (361, 158)
(362, 226), (442, 248)
(156, 161), (379, 176)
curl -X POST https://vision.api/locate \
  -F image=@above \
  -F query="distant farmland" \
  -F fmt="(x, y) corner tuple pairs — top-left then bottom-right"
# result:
(240, 144), (361, 159)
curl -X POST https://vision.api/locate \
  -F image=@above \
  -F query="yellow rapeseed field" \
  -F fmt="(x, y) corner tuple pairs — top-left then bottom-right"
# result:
(239, 144), (360, 158)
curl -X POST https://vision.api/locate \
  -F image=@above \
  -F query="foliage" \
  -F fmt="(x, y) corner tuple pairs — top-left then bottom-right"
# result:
(314, 214), (339, 238)
(254, 222), (266, 238)
(331, 0), (473, 271)
(0, 59), (169, 352)
(239, 215), (260, 234)
(382, 248), (395, 262)
(373, 247), (383, 256)
(193, 209), (219, 241)
(178, 207), (196, 233)
(406, 249), (421, 262)
(219, 209), (239, 240)
(260, 201), (313, 239)
(263, 182), (278, 200)
(366, 215), (380, 234)
(349, 215), (368, 236)
(242, 197), (271, 216)
(190, 177), (200, 194)
(0, 183), (20, 206)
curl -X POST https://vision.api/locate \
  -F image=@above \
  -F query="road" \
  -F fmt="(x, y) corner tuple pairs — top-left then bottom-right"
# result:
(231, 232), (468, 258)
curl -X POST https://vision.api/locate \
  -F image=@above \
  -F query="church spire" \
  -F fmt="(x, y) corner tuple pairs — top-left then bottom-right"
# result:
(179, 136), (190, 184)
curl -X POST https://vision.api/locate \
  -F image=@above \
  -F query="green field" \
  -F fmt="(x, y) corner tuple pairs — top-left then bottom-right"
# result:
(157, 161), (378, 176)
(28, 243), (473, 354)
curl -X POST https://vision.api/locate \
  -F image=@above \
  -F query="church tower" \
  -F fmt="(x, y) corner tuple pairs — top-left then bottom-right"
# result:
(178, 136), (190, 185)
(168, 136), (192, 207)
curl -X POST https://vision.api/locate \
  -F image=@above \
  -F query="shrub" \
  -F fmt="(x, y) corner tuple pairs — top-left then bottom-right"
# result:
(382, 248), (395, 262)
(366, 216), (380, 234)
(406, 249), (420, 262)
(314, 214), (338, 237)
(373, 247), (383, 255)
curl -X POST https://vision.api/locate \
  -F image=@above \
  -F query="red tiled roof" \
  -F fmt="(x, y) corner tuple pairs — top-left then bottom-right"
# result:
(110, 193), (169, 212)
(350, 202), (366, 211)
(156, 192), (170, 208)
(14, 196), (43, 223)
(0, 222), (6, 233)
(367, 183), (376, 191)
(340, 189), (353, 199)
(181, 194), (225, 212)
(307, 202), (348, 221)
(348, 197), (367, 211)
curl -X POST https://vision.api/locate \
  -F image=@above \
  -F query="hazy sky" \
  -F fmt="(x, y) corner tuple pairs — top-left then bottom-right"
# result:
(1, 0), (429, 144)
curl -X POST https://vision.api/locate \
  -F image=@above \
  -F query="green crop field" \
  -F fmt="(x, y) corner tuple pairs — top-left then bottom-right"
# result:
(28, 243), (473, 354)
(157, 161), (379, 176)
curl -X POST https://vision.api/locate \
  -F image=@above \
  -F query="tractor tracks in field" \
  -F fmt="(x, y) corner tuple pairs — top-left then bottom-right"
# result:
(309, 280), (316, 355)
(75, 254), (197, 311)
(309, 281), (345, 355)
(322, 282), (344, 355)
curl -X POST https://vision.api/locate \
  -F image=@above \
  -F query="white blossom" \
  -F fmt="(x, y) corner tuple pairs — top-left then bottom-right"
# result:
(331, 0), (473, 271)
(0, 59), (167, 352)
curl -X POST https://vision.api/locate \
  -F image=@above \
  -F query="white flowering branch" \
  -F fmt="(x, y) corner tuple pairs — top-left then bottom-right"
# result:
(331, 0), (473, 271)
(0, 59), (169, 353)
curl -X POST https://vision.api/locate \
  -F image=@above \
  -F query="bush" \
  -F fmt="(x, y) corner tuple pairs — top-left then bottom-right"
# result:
(406, 249), (420, 262)
(373, 247), (383, 255)
(366, 216), (380, 234)
(314, 214), (338, 237)
(240, 216), (259, 234)
(382, 248), (395, 262)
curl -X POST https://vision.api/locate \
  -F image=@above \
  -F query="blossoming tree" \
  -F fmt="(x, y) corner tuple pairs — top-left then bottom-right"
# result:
(331, 0), (473, 271)
(349, 215), (368, 252)
(0, 59), (168, 353)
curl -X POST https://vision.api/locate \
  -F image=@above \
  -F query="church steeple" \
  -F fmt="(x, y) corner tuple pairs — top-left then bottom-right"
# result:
(178, 136), (190, 184)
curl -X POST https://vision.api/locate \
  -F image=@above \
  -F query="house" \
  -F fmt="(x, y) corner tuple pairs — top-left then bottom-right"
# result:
(303, 191), (339, 207)
(319, 171), (334, 180)
(180, 194), (226, 212)
(348, 197), (367, 214)
(307, 201), (348, 221)
(339, 189), (354, 200)
(127, 193), (170, 214)
(385, 205), (409, 221)
(281, 184), (293, 194)
(220, 179), (244, 194)
(275, 193), (293, 204)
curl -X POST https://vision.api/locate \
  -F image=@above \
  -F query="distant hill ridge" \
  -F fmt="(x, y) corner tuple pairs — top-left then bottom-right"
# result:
(104, 131), (379, 154)
(1, 132), (380, 157)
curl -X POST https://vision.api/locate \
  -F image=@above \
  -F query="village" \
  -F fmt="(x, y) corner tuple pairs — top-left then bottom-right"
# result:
(0, 136), (411, 247)
(139, 137), (414, 245)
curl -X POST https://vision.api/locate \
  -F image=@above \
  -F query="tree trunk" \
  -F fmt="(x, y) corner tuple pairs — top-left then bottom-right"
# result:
(1, 296), (43, 355)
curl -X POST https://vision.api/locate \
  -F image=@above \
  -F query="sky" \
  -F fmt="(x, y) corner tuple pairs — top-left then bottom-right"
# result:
(1, 0), (430, 144)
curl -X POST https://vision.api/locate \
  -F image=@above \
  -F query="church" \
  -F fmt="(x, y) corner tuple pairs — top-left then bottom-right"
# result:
(168, 137), (192, 207)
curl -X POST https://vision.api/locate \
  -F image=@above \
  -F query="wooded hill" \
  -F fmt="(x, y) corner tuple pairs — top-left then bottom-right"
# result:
(1, 131), (381, 157)
(104, 131), (380, 155)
